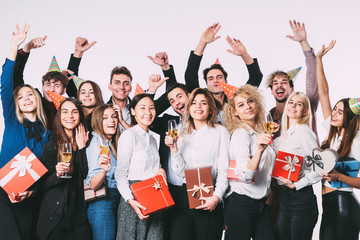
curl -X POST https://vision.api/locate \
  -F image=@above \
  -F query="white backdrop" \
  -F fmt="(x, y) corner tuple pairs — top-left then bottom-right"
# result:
(1, 0), (360, 239)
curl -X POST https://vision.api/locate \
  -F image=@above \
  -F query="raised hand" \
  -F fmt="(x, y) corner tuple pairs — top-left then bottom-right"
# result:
(226, 36), (248, 56)
(23, 35), (47, 53)
(148, 74), (169, 93)
(317, 40), (336, 59)
(74, 36), (97, 58)
(147, 52), (170, 70)
(200, 22), (221, 44)
(286, 20), (307, 43)
(75, 124), (89, 149)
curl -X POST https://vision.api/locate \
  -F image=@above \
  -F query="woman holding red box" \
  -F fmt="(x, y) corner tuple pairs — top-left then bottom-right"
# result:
(316, 40), (360, 240)
(115, 93), (166, 240)
(0, 24), (51, 240)
(165, 88), (230, 240)
(273, 91), (321, 240)
(223, 85), (276, 240)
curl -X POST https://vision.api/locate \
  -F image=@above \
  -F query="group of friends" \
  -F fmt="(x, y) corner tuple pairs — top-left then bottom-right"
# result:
(0, 20), (359, 240)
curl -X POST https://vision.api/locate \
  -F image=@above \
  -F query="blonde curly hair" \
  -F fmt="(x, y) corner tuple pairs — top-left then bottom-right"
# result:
(224, 85), (265, 135)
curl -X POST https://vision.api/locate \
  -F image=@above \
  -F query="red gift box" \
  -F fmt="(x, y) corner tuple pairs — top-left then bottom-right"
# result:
(0, 147), (48, 200)
(272, 151), (303, 182)
(227, 160), (256, 183)
(130, 175), (175, 215)
(185, 167), (214, 209)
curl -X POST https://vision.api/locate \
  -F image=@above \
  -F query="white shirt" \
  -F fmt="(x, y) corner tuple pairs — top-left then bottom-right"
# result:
(275, 124), (322, 190)
(115, 125), (161, 201)
(171, 124), (230, 200)
(228, 127), (276, 199)
(321, 116), (360, 192)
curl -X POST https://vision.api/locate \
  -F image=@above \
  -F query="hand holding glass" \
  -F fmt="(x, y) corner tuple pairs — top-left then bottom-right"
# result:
(168, 120), (178, 151)
(61, 143), (72, 179)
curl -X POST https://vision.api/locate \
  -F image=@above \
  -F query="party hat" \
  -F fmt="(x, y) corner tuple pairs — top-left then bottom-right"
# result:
(219, 81), (237, 99)
(349, 98), (360, 115)
(134, 83), (145, 96)
(47, 91), (67, 109)
(286, 67), (302, 81)
(70, 74), (86, 89)
(214, 58), (221, 65)
(48, 56), (61, 72)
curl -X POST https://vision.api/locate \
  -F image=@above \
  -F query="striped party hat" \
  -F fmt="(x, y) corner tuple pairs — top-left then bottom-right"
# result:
(287, 67), (302, 81)
(48, 56), (61, 72)
(219, 81), (237, 99)
(214, 58), (221, 65)
(134, 83), (145, 96)
(349, 98), (360, 115)
(70, 74), (86, 89)
(47, 91), (67, 109)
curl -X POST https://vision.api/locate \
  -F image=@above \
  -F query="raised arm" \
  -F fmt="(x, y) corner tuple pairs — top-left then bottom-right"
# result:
(286, 20), (319, 114)
(316, 40), (336, 120)
(226, 35), (263, 87)
(66, 37), (97, 97)
(147, 74), (170, 116)
(13, 35), (47, 90)
(185, 23), (221, 92)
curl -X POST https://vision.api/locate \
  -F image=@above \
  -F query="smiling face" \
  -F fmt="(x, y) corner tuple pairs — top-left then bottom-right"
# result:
(286, 94), (308, 120)
(206, 69), (225, 94)
(330, 101), (344, 127)
(102, 107), (118, 139)
(167, 87), (189, 117)
(60, 101), (80, 132)
(131, 97), (155, 130)
(42, 79), (66, 102)
(189, 93), (211, 124)
(17, 86), (38, 114)
(79, 82), (96, 107)
(233, 93), (257, 125)
(271, 75), (293, 103)
(108, 74), (132, 102)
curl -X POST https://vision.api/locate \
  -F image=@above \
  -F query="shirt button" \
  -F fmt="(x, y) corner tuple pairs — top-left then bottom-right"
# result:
(56, 201), (59, 204)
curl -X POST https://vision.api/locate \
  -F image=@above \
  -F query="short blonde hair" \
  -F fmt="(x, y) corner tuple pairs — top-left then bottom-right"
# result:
(280, 91), (312, 138)
(224, 85), (265, 134)
(182, 88), (218, 135)
(13, 85), (47, 129)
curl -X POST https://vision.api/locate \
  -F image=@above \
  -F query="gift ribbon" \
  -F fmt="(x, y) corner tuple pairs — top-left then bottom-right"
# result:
(276, 155), (302, 180)
(0, 153), (40, 188)
(187, 168), (214, 203)
(305, 153), (324, 171)
(333, 162), (357, 187)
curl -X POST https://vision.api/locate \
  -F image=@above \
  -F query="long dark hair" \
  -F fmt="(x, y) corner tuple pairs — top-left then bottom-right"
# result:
(321, 98), (359, 158)
(77, 80), (104, 108)
(53, 98), (86, 154)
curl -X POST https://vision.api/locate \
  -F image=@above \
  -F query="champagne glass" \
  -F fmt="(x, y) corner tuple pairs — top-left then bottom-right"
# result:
(264, 112), (275, 135)
(168, 120), (178, 151)
(98, 138), (110, 157)
(61, 143), (72, 179)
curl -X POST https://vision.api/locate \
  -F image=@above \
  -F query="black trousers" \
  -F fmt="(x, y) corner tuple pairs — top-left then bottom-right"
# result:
(320, 190), (360, 240)
(224, 192), (275, 240)
(276, 186), (318, 240)
(47, 222), (92, 240)
(0, 188), (37, 240)
(169, 184), (223, 240)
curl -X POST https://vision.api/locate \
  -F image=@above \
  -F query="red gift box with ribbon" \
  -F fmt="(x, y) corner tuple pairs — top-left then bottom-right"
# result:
(272, 151), (303, 182)
(130, 175), (175, 215)
(185, 166), (214, 209)
(0, 147), (48, 201)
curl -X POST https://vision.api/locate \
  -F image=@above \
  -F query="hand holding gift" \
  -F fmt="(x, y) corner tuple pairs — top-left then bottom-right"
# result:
(128, 198), (149, 220)
(196, 195), (220, 212)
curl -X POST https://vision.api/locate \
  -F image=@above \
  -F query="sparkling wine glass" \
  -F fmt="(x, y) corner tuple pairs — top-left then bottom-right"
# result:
(61, 143), (72, 179)
(168, 120), (178, 151)
(264, 113), (275, 135)
(98, 138), (110, 157)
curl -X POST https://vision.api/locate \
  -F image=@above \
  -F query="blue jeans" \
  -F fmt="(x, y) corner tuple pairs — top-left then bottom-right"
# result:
(87, 188), (120, 240)
(276, 186), (318, 240)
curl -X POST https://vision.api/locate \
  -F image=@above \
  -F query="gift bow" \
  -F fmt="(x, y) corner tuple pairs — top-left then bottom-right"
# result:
(282, 155), (300, 173)
(0, 153), (40, 187)
(305, 153), (324, 170)
(191, 183), (211, 197)
(335, 165), (351, 177)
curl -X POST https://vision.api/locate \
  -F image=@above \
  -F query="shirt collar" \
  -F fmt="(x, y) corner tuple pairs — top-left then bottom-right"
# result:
(191, 124), (209, 135)
(287, 123), (300, 135)
(134, 124), (153, 136)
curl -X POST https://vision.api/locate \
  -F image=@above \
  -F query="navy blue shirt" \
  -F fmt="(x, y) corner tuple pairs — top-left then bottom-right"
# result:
(0, 59), (50, 168)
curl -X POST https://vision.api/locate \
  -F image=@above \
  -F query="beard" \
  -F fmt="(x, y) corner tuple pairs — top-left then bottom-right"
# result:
(275, 97), (288, 103)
